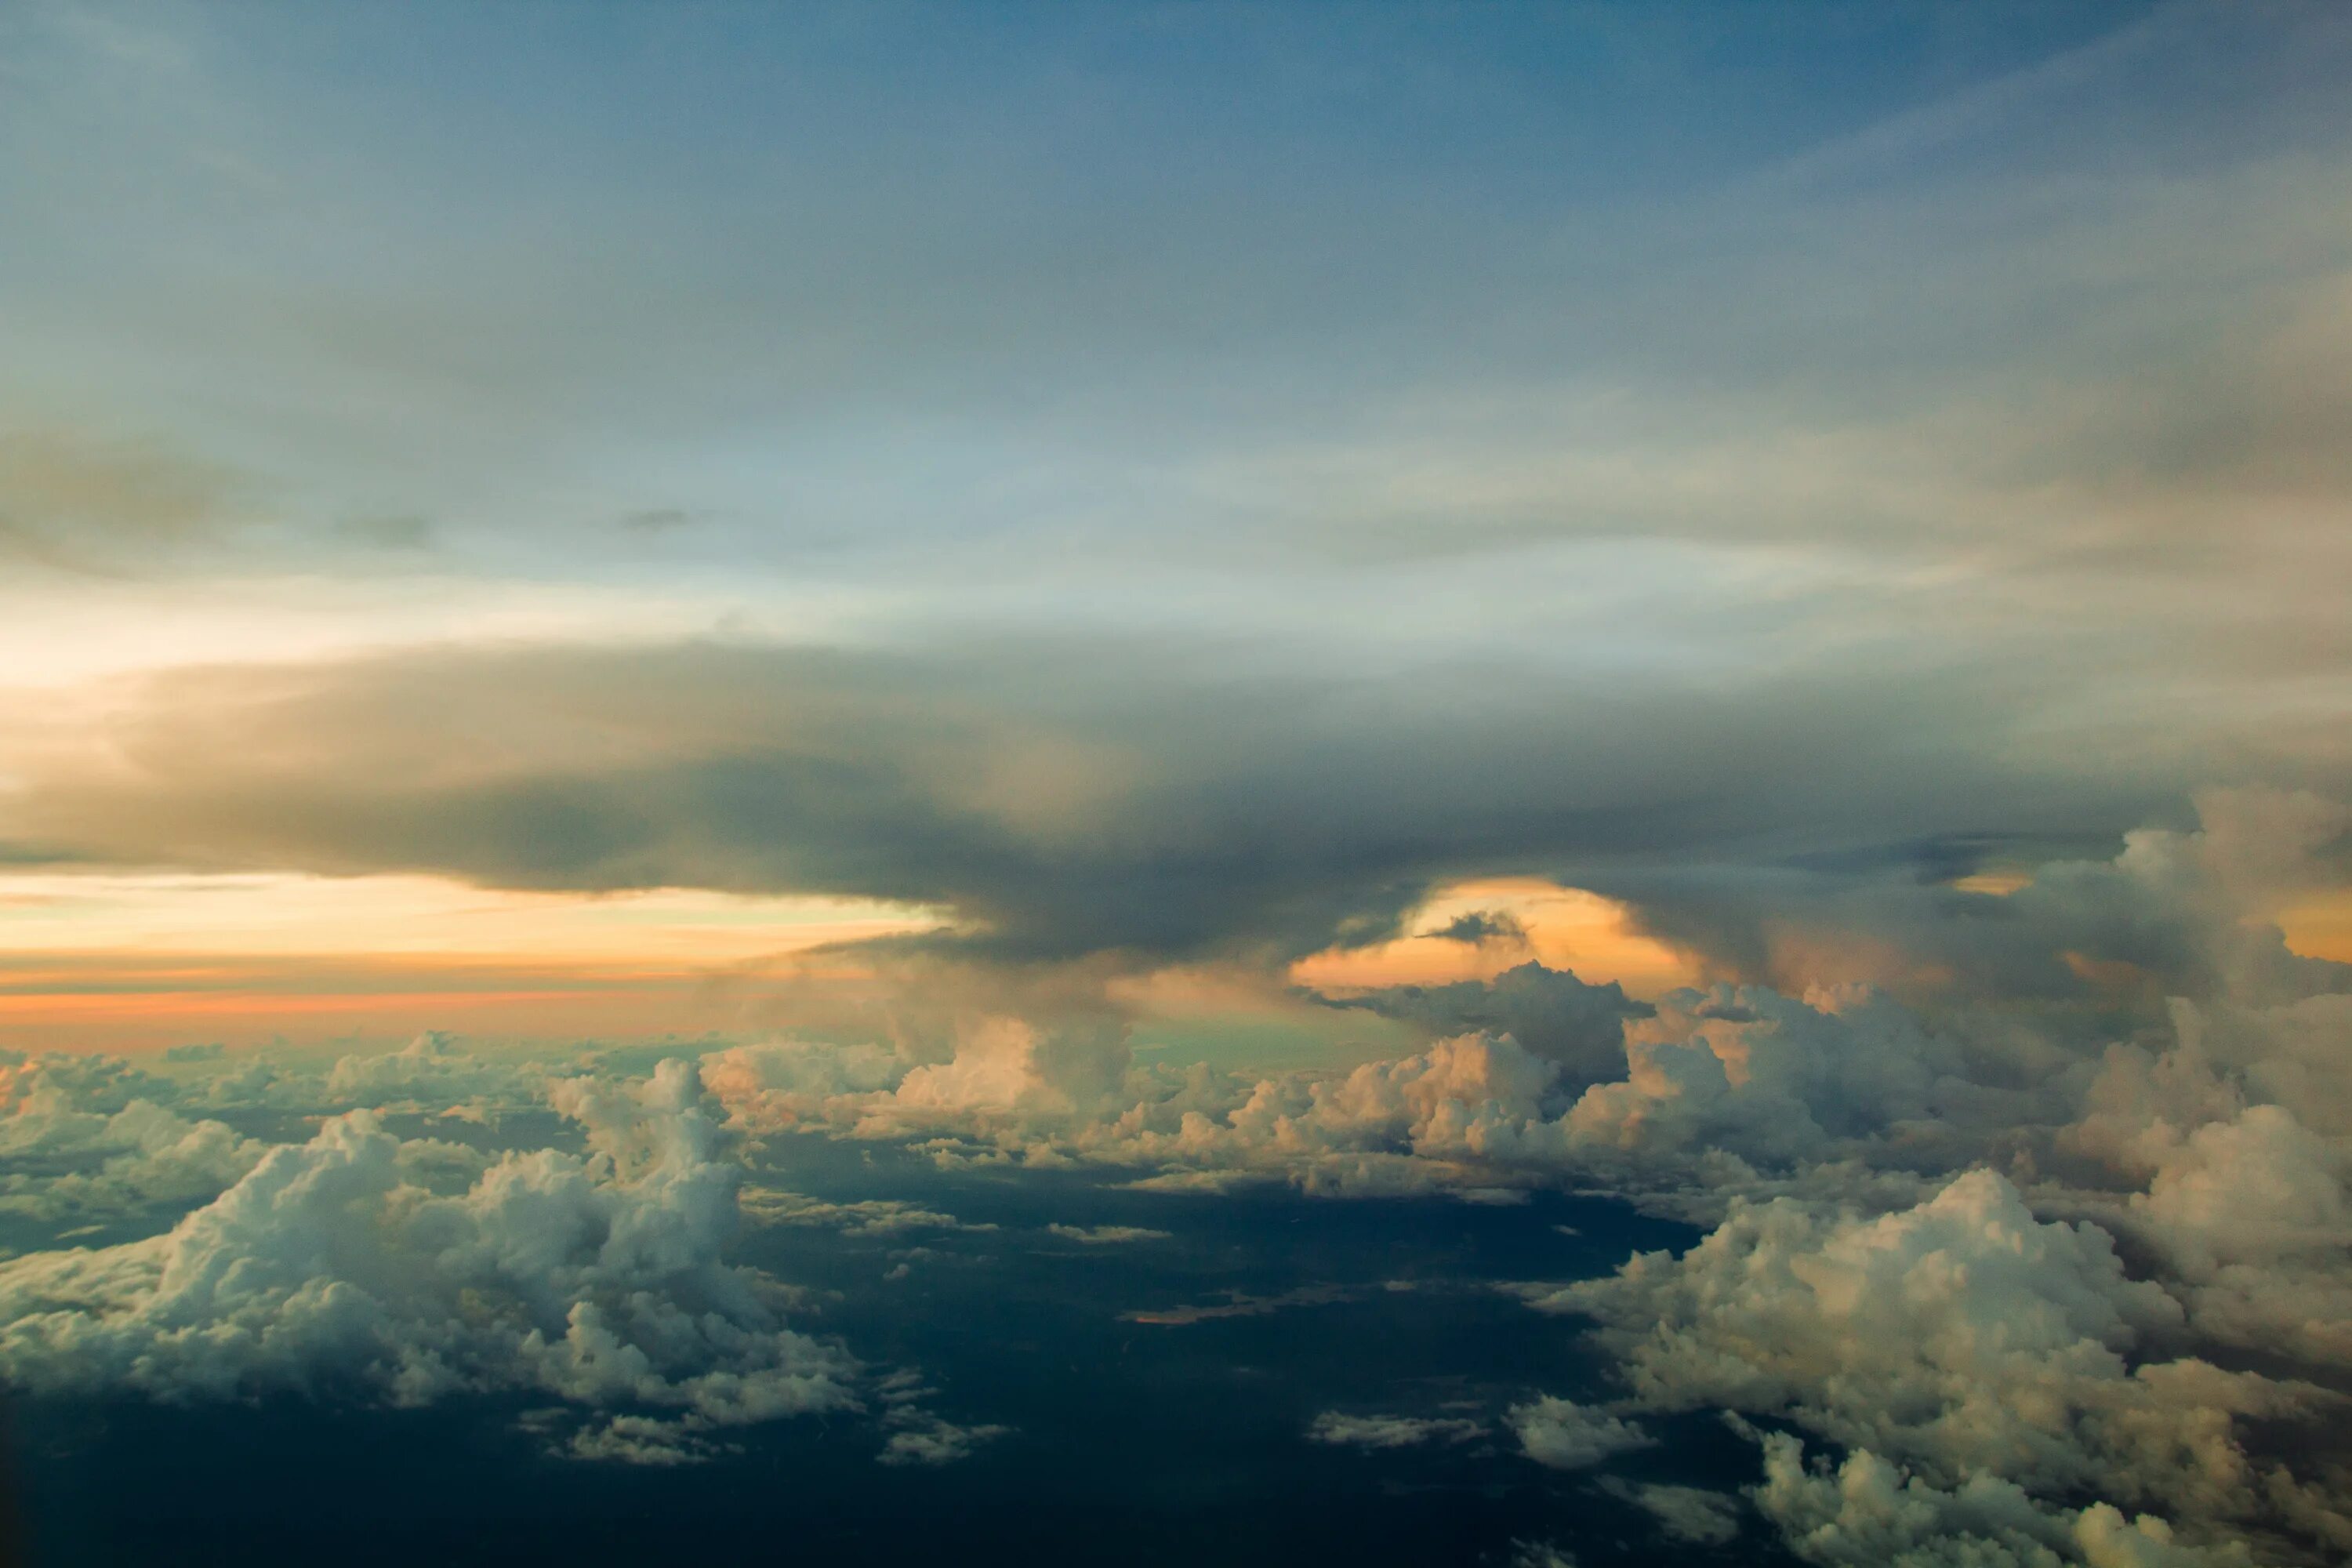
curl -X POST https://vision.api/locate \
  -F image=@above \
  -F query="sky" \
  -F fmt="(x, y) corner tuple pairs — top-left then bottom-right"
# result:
(2, 3), (2350, 1566)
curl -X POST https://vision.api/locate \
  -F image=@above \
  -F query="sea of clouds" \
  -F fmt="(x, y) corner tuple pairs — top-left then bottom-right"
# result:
(3, 789), (2347, 1563)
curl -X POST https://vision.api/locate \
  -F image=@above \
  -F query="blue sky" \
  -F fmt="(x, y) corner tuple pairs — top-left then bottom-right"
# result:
(13, 1), (2343, 612)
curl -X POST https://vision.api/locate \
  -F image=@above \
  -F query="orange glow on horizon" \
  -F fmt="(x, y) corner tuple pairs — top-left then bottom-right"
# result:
(2278, 891), (2352, 964)
(1288, 878), (1699, 999)
(0, 869), (941, 1050)
(0, 958), (850, 1051)
(0, 869), (941, 962)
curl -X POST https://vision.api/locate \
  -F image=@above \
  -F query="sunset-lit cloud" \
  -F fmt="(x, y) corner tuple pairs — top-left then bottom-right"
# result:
(1290, 879), (1697, 998)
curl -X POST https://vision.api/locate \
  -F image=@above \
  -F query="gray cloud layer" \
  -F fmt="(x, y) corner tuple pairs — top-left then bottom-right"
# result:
(6, 636), (2309, 965)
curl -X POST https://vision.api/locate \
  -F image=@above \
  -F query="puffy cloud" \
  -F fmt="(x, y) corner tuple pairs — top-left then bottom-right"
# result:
(2022, 789), (2352, 1008)
(1307, 1411), (1485, 1449)
(1506, 1396), (1653, 1470)
(2102, 1102), (2352, 1374)
(1558, 982), (1954, 1169)
(702, 1012), (1135, 1149)
(0, 1051), (172, 1116)
(858, 977), (1976, 1210)
(699, 1039), (904, 1134)
(1316, 962), (1647, 1089)
(564, 1412), (735, 1467)
(1752, 1433), (2251, 1568)
(884, 1014), (1127, 1124)
(0, 1033), (577, 1135)
(671, 801), (2352, 1308)
(877, 1415), (1011, 1467)
(935, 1029), (1577, 1200)
(0, 1061), (861, 1462)
(0, 1054), (268, 1222)
(43, 790), (2297, 1533)
(652, 793), (2352, 1568)
(873, 1370), (1010, 1467)
(1612, 789), (2352, 1011)
(1547, 1171), (2347, 1558)
(2132, 1105), (2347, 1270)
(2054, 997), (2352, 1374)
(319, 1029), (547, 1114)
(1214, 1031), (1560, 1164)
(2193, 996), (2352, 1142)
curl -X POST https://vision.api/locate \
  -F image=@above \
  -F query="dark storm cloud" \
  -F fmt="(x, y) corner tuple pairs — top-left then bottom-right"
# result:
(1429, 910), (1527, 946)
(1311, 963), (1648, 1089)
(1585, 789), (2352, 1005)
(0, 635), (2211, 963)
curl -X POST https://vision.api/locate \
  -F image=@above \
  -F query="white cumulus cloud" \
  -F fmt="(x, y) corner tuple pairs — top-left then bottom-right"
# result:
(0, 1060), (861, 1464)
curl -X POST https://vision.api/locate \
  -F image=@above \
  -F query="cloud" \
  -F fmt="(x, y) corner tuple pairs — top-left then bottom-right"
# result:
(1555, 982), (1954, 1171)
(1313, 962), (1647, 1089)
(822, 798), (2349, 1556)
(5, 0), (2345, 1541)
(873, 1370), (1010, 1466)
(1307, 1411), (1485, 1450)
(1504, 1544), (1578, 1568)
(836, 980), (1956, 1207)
(321, 1029), (548, 1113)
(691, 793), (2352, 1414)
(704, 1002), (1141, 1152)
(699, 1040), (906, 1134)
(1430, 909), (1526, 946)
(1604, 788), (2352, 1007)
(739, 1191), (996, 1237)
(564, 1412), (735, 1467)
(1548, 1171), (2349, 1559)
(0, 1060), (862, 1463)
(0, 637), (2224, 964)
(1038, 1030), (1574, 1200)
(1122, 1285), (1352, 1327)
(1595, 1479), (1741, 1547)
(887, 1014), (1129, 1122)
(1506, 1396), (1653, 1470)
(1044, 1223), (1169, 1245)
(2131, 1104), (2347, 1272)
(0, 1056), (267, 1223)
(877, 1414), (1011, 1467)
(11, 792), (2318, 1539)
(2060, 1025), (2352, 1373)
(996, 796), (2352, 1218)
(1751, 1433), (2253, 1568)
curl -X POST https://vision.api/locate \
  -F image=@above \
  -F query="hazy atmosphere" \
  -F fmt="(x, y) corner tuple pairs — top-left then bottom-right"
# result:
(4, 3), (2350, 1564)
